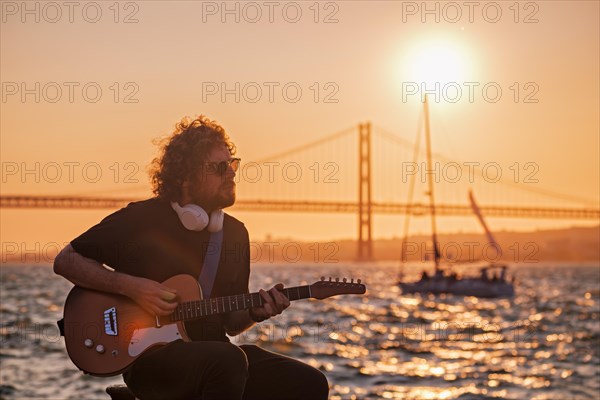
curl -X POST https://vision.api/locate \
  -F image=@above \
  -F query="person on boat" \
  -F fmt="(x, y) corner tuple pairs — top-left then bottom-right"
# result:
(480, 267), (489, 282)
(500, 266), (507, 282)
(53, 115), (329, 400)
(420, 271), (430, 281)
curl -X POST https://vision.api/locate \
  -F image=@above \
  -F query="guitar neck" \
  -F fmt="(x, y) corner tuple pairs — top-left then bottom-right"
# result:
(169, 286), (312, 323)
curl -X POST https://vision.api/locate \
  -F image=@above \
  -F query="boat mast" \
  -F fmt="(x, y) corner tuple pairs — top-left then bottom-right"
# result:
(423, 95), (441, 271)
(398, 111), (423, 280)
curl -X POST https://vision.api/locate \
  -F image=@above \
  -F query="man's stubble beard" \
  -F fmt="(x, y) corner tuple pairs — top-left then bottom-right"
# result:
(208, 187), (236, 210)
(220, 192), (236, 209)
(189, 178), (236, 210)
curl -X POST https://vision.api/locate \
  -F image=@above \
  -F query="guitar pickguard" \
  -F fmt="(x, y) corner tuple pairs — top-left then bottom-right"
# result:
(128, 324), (182, 357)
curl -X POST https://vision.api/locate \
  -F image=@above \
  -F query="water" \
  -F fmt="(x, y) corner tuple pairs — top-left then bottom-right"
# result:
(1, 263), (599, 399)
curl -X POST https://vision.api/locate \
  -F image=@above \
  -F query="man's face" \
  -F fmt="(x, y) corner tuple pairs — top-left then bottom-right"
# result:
(186, 144), (237, 211)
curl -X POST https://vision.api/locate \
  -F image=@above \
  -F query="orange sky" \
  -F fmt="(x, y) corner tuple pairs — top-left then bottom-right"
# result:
(1, 1), (599, 252)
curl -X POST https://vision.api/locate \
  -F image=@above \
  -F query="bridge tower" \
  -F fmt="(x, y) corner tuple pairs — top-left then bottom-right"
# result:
(357, 122), (373, 261)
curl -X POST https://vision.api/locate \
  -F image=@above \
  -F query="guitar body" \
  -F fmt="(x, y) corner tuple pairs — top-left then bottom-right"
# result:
(63, 274), (201, 376)
(61, 274), (366, 377)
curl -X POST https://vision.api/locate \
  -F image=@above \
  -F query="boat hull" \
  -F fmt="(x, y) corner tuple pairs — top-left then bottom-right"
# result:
(399, 278), (514, 298)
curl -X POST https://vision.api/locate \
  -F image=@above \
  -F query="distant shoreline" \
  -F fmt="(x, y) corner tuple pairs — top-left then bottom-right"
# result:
(2, 225), (598, 265)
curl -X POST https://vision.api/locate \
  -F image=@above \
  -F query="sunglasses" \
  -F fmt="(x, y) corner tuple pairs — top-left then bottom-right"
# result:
(204, 158), (241, 175)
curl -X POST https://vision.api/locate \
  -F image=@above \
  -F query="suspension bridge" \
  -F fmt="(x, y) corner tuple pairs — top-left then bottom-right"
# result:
(2, 122), (599, 260)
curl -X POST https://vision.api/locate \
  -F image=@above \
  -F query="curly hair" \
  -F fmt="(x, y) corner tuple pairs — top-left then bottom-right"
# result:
(149, 115), (236, 200)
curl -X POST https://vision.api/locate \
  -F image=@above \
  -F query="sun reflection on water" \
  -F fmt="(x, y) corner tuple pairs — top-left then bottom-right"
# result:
(1, 264), (599, 399)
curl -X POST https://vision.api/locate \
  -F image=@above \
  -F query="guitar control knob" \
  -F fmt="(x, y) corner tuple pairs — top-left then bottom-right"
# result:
(95, 344), (105, 354)
(84, 339), (93, 348)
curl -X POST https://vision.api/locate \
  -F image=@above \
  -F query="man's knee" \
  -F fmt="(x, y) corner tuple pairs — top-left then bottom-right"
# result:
(309, 368), (329, 399)
(294, 365), (329, 399)
(214, 343), (249, 377)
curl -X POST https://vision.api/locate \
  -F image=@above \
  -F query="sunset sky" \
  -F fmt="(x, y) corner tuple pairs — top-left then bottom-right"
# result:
(1, 1), (599, 254)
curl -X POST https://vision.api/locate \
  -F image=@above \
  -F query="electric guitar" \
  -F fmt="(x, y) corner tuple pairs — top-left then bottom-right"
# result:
(61, 274), (366, 376)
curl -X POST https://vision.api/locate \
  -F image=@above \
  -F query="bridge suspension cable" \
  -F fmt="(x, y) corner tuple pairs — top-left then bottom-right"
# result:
(372, 124), (599, 207)
(253, 126), (356, 162)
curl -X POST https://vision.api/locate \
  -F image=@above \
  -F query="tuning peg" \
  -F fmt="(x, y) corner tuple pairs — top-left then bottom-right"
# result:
(357, 279), (362, 284)
(328, 277), (332, 282)
(335, 277), (339, 282)
(343, 278), (347, 283)
(320, 276), (325, 281)
(351, 278), (354, 283)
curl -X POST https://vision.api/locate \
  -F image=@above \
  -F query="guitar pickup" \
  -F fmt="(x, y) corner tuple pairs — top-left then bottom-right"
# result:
(103, 307), (118, 336)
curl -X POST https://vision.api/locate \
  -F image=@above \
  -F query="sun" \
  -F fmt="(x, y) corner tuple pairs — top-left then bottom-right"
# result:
(412, 45), (464, 83)
(402, 39), (471, 86)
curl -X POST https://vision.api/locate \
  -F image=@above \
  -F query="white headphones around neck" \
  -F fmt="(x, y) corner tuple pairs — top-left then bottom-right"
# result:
(170, 202), (224, 232)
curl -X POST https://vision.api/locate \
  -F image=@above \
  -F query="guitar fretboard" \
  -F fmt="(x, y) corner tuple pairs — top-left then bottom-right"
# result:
(169, 286), (311, 322)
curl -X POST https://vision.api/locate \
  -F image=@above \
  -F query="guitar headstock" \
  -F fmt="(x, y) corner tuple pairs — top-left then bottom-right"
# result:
(309, 276), (366, 299)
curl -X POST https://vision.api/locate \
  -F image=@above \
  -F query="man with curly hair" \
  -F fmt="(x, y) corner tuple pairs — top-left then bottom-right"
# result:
(54, 115), (329, 400)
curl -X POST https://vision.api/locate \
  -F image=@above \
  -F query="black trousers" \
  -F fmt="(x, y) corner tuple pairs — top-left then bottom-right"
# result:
(123, 341), (329, 400)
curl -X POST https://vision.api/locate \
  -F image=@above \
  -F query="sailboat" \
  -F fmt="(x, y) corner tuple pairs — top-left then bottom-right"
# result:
(397, 96), (515, 298)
